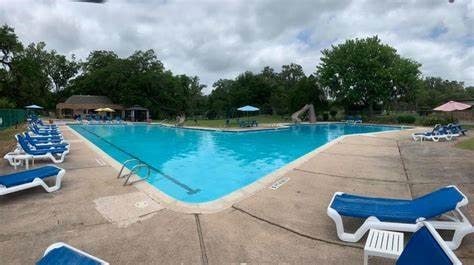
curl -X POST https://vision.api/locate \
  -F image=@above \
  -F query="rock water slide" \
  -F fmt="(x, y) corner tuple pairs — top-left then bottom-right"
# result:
(176, 114), (186, 127)
(291, 104), (316, 123)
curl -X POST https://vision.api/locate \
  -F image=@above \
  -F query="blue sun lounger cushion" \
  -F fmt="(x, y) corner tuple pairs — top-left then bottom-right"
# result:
(33, 124), (59, 132)
(25, 133), (63, 144)
(37, 245), (101, 265)
(0, 166), (61, 188)
(17, 135), (68, 155)
(37, 120), (57, 128)
(37, 242), (108, 265)
(330, 186), (465, 223)
(396, 225), (460, 265)
(30, 126), (61, 136)
(22, 135), (69, 149)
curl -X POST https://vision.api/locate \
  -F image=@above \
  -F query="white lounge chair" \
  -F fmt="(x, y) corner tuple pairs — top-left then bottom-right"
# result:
(38, 242), (109, 265)
(412, 132), (459, 142)
(327, 186), (473, 250)
(0, 165), (65, 195)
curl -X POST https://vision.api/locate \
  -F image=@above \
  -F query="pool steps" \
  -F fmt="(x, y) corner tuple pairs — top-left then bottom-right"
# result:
(117, 158), (151, 186)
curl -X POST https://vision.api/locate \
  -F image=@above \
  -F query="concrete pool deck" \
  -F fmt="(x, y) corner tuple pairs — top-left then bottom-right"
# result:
(1, 126), (473, 264)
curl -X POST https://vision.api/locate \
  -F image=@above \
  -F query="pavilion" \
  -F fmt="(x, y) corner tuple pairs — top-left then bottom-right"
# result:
(124, 105), (150, 122)
(56, 95), (123, 118)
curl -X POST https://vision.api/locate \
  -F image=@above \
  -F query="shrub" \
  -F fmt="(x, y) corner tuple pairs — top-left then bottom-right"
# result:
(322, 112), (329, 121)
(396, 115), (416, 124)
(366, 114), (398, 124)
(418, 116), (457, 127)
(445, 116), (458, 124)
(205, 110), (217, 119)
(329, 110), (338, 120)
(0, 97), (15, 108)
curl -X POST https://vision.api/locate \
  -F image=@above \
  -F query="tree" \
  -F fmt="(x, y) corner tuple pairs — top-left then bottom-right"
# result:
(46, 51), (79, 93)
(0, 25), (79, 110)
(0, 24), (23, 71)
(414, 77), (471, 110)
(466, 86), (474, 98)
(2, 22), (471, 120)
(0, 97), (15, 108)
(280, 63), (305, 88)
(10, 42), (52, 108)
(67, 49), (205, 118)
(317, 36), (421, 115)
(207, 63), (327, 118)
(288, 74), (326, 113)
(208, 79), (234, 118)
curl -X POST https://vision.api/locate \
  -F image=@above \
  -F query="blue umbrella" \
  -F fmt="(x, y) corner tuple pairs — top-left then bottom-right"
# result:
(237, 105), (259, 112)
(25, 105), (43, 109)
(237, 105), (259, 124)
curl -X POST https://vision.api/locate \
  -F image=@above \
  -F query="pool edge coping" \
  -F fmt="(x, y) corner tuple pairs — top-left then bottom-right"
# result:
(66, 124), (416, 214)
(151, 121), (411, 133)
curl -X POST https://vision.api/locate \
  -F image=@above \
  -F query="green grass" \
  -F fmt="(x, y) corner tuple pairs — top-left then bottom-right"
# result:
(456, 137), (474, 151)
(167, 115), (290, 128)
(0, 123), (26, 155)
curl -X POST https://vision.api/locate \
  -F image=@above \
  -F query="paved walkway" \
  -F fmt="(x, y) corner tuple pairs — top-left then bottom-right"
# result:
(0, 127), (473, 264)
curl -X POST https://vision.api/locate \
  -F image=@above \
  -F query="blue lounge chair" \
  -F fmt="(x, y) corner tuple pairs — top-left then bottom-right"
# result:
(26, 131), (63, 141)
(27, 114), (38, 121)
(32, 124), (60, 134)
(354, 115), (362, 124)
(344, 115), (354, 123)
(30, 119), (57, 129)
(20, 134), (69, 149)
(447, 123), (467, 136)
(30, 126), (62, 137)
(327, 186), (473, 250)
(114, 116), (124, 124)
(412, 125), (459, 142)
(4, 135), (69, 165)
(396, 222), (461, 265)
(24, 133), (64, 144)
(38, 242), (108, 265)
(16, 135), (69, 152)
(0, 165), (65, 195)
(36, 119), (57, 128)
(344, 115), (362, 124)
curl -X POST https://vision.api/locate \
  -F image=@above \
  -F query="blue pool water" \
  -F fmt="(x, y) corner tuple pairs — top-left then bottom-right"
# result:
(69, 123), (401, 203)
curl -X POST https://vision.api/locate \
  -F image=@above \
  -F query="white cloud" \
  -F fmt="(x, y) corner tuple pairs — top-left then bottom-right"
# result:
(0, 0), (472, 94)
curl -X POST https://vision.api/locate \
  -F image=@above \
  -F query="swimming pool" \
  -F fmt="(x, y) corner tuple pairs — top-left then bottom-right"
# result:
(70, 123), (402, 203)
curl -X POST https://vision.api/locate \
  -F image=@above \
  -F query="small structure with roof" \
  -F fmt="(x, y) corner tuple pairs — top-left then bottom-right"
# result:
(124, 105), (150, 122)
(56, 95), (123, 118)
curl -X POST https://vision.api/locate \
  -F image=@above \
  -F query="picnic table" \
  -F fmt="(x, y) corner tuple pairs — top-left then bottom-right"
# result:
(239, 120), (258, 127)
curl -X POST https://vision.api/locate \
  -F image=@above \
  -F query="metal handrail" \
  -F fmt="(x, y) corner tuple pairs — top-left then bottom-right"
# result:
(117, 158), (140, 179)
(123, 163), (151, 186)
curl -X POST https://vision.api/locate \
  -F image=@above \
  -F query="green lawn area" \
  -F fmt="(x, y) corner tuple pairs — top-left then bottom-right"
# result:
(454, 124), (473, 150)
(181, 115), (290, 128)
(461, 124), (474, 129)
(0, 124), (26, 155)
(456, 136), (474, 151)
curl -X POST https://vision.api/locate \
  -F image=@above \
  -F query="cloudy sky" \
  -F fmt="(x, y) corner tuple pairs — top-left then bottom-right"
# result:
(0, 0), (472, 93)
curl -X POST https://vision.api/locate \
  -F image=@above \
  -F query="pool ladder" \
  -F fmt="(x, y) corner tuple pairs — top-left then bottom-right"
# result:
(117, 159), (151, 186)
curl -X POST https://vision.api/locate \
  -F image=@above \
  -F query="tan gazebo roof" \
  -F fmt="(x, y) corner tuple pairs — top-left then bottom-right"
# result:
(65, 95), (113, 105)
(57, 95), (123, 111)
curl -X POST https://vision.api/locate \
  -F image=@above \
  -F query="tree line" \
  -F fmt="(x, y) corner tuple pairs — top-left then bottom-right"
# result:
(0, 24), (472, 119)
